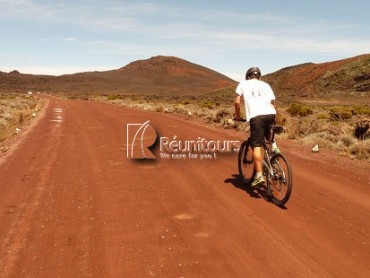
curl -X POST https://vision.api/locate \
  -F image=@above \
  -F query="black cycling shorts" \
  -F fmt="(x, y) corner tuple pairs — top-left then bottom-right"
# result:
(249, 114), (276, 147)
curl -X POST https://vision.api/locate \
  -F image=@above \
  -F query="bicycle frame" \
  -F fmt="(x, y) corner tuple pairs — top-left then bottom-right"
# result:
(262, 147), (273, 176)
(237, 122), (292, 207)
(262, 143), (275, 177)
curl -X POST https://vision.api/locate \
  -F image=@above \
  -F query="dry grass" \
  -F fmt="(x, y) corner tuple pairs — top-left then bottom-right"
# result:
(93, 93), (370, 161)
(281, 102), (370, 160)
(0, 93), (44, 143)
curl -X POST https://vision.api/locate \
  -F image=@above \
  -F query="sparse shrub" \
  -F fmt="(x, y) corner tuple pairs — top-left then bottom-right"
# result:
(0, 130), (6, 142)
(354, 118), (370, 139)
(286, 117), (322, 138)
(107, 95), (121, 101)
(341, 134), (355, 147)
(199, 101), (213, 109)
(181, 100), (191, 105)
(156, 106), (164, 113)
(0, 94), (43, 143)
(352, 106), (370, 116)
(0, 118), (7, 128)
(205, 114), (214, 123)
(331, 121), (339, 126)
(88, 91), (370, 161)
(274, 108), (287, 126)
(214, 109), (231, 123)
(330, 110), (352, 121)
(18, 112), (24, 124)
(286, 103), (313, 117)
(2, 113), (13, 121)
(316, 113), (329, 120)
(349, 142), (370, 160)
(173, 105), (187, 114)
(80, 94), (89, 101)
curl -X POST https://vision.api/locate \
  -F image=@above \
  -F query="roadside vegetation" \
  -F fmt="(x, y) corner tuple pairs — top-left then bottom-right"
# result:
(88, 89), (370, 161)
(0, 93), (44, 143)
(281, 102), (370, 159)
(22, 90), (370, 161)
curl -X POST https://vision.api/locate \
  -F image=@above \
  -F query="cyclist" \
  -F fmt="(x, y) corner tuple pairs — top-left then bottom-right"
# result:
(234, 67), (279, 187)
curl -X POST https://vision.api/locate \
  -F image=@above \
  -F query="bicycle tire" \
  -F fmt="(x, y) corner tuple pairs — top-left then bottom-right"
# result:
(238, 139), (255, 184)
(266, 152), (293, 207)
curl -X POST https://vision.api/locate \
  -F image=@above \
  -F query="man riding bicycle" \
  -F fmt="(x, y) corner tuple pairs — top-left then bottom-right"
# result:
(234, 67), (278, 187)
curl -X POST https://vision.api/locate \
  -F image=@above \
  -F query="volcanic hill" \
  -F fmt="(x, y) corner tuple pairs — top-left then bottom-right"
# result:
(263, 54), (370, 100)
(1, 54), (369, 101)
(0, 56), (236, 96)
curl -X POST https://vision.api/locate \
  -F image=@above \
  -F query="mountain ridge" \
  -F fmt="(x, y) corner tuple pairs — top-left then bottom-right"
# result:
(264, 54), (370, 99)
(1, 54), (369, 99)
(0, 56), (236, 95)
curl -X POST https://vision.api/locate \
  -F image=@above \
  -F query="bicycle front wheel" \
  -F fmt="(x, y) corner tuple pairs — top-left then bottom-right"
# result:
(267, 152), (293, 207)
(238, 139), (255, 184)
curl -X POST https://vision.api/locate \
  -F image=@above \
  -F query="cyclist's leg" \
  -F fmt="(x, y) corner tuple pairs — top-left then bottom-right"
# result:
(249, 116), (266, 186)
(263, 114), (280, 152)
(263, 114), (276, 140)
(253, 146), (263, 172)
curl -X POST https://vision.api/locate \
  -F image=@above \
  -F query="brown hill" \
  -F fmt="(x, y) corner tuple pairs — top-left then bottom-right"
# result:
(0, 56), (236, 95)
(263, 54), (370, 100)
(1, 54), (369, 100)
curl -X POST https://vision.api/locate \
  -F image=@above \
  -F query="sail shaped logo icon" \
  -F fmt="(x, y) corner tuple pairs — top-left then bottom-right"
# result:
(126, 120), (157, 159)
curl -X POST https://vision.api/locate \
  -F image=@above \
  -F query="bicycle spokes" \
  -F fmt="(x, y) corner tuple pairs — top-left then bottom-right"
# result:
(238, 140), (255, 183)
(267, 153), (292, 207)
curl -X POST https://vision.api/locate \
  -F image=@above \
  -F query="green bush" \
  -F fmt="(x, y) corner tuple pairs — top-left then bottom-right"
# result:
(18, 112), (24, 124)
(349, 143), (370, 160)
(286, 103), (313, 117)
(329, 109), (352, 120)
(352, 106), (370, 116)
(156, 106), (164, 112)
(214, 109), (231, 123)
(316, 113), (329, 120)
(199, 101), (213, 109)
(107, 94), (122, 101)
(181, 100), (191, 105)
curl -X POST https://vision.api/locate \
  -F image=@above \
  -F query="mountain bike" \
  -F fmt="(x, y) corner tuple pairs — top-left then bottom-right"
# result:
(236, 120), (293, 207)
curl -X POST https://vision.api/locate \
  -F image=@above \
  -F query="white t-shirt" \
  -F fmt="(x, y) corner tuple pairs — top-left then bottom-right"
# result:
(235, 79), (276, 122)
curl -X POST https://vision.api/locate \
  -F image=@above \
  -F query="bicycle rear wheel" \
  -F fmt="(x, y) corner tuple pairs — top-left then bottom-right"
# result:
(267, 152), (293, 207)
(238, 139), (255, 184)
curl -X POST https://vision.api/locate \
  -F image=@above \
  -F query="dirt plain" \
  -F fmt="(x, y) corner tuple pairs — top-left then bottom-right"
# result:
(0, 95), (369, 277)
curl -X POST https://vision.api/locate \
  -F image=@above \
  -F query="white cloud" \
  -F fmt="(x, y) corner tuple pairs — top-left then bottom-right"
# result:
(0, 0), (29, 5)
(40, 37), (77, 43)
(1, 1), (368, 77)
(0, 65), (112, 76)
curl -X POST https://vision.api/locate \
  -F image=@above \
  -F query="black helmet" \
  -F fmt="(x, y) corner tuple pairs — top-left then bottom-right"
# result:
(246, 67), (261, 79)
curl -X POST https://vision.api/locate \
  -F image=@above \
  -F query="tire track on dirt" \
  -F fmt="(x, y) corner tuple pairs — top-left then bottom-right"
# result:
(0, 98), (65, 276)
(0, 97), (369, 277)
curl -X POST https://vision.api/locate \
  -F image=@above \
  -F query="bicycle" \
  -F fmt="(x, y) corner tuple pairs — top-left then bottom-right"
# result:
(236, 119), (293, 207)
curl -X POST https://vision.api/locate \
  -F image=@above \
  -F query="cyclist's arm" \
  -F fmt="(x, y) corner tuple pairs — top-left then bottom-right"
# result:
(271, 99), (277, 124)
(234, 95), (242, 120)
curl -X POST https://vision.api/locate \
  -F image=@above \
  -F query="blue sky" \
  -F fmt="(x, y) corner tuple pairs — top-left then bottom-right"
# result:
(0, 0), (369, 81)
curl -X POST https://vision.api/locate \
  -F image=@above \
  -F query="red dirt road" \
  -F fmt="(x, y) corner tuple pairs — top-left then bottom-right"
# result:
(1, 96), (369, 277)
